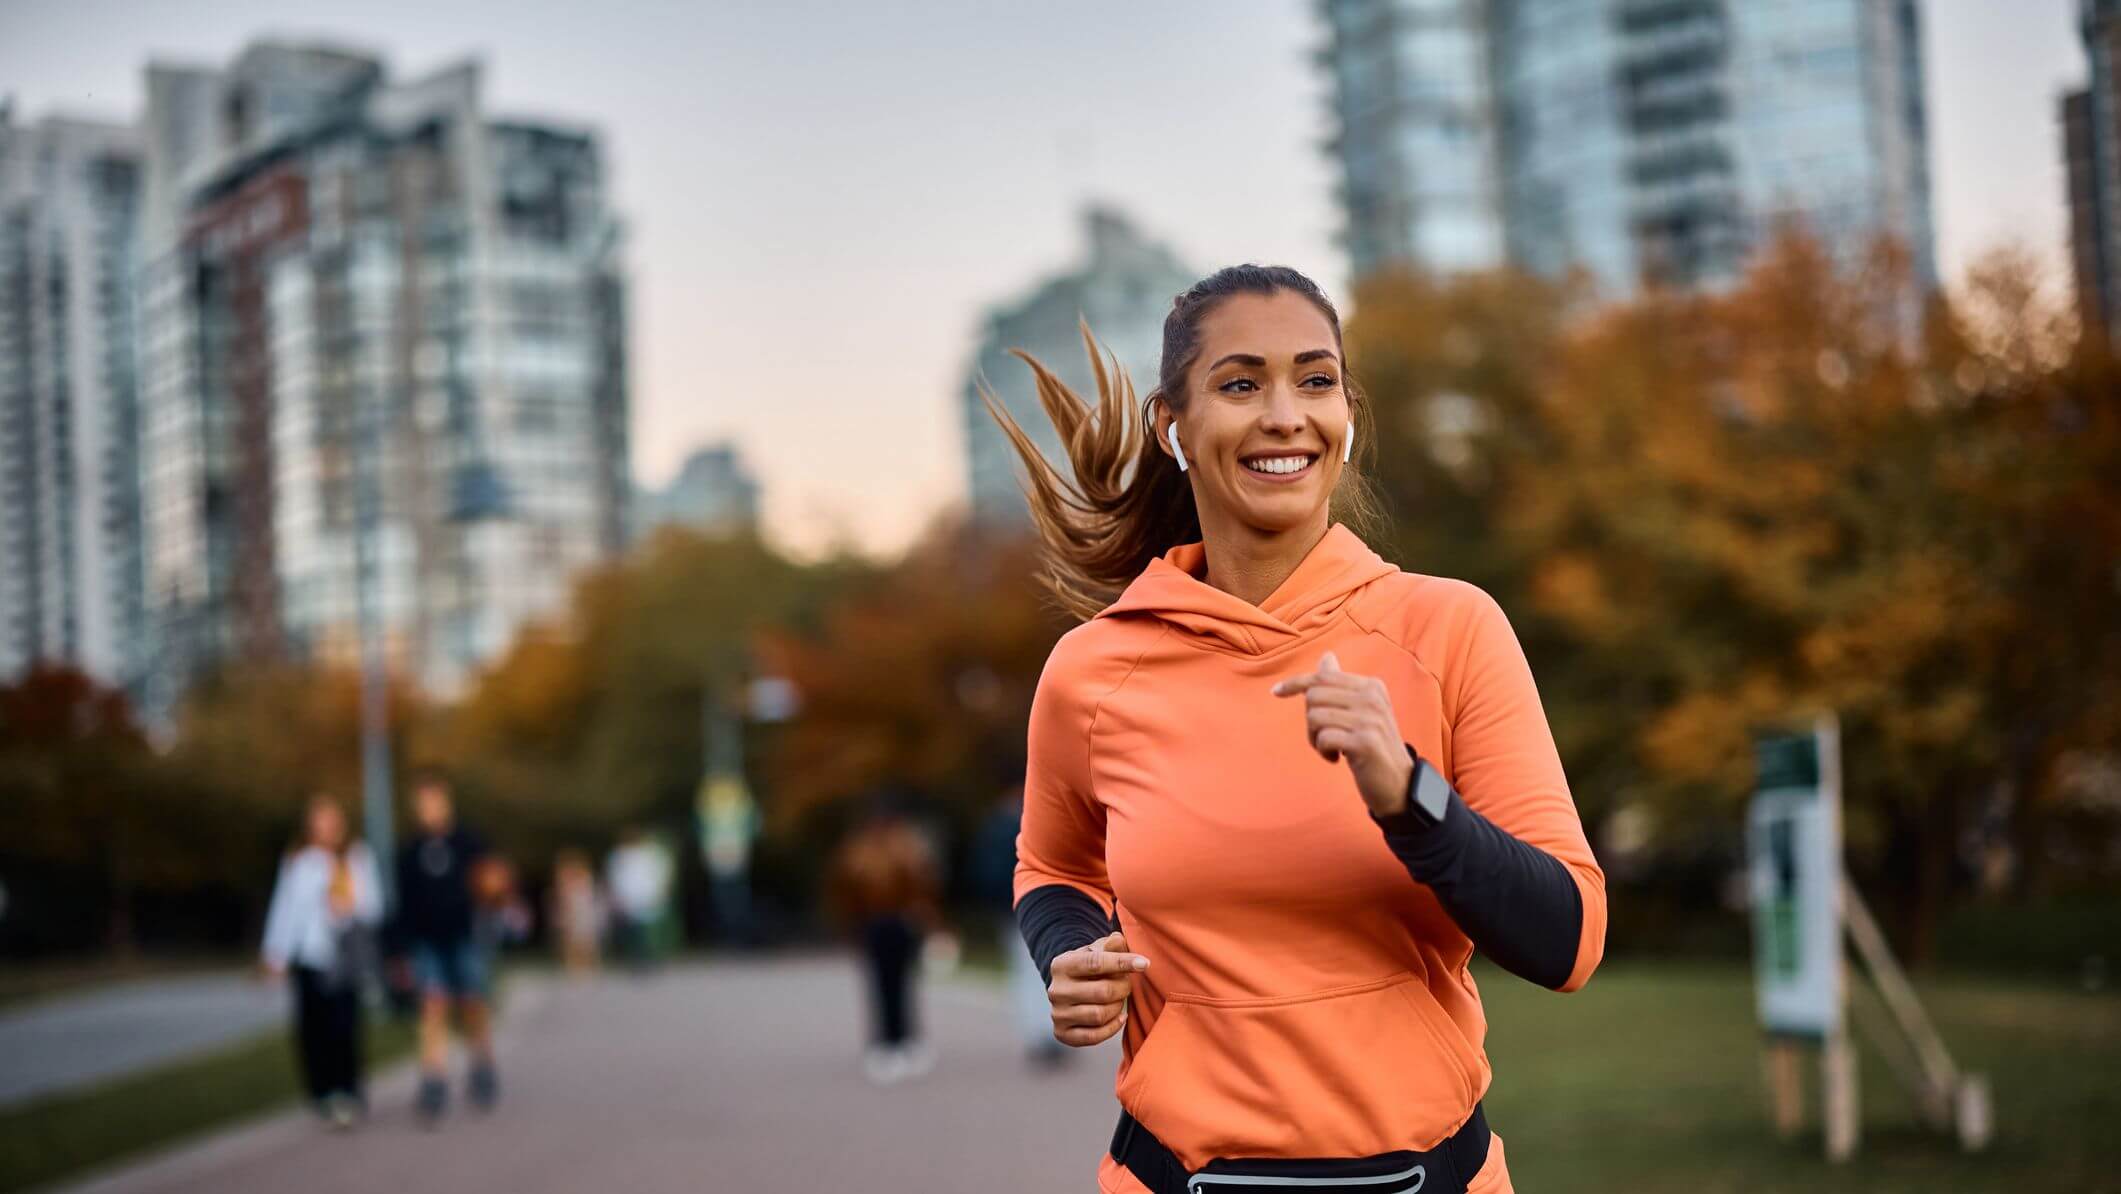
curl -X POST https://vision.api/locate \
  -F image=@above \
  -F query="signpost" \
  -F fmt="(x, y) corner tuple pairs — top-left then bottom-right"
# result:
(1747, 715), (1852, 1157)
(1746, 713), (1992, 1160)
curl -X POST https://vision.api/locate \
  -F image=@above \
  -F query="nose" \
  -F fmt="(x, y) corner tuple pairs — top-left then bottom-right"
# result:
(1259, 380), (1304, 436)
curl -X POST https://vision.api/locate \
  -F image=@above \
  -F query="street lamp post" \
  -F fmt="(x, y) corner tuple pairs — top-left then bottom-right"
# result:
(354, 381), (394, 899)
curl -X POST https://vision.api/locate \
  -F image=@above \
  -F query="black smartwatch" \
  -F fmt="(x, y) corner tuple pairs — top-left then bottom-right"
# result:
(1373, 747), (1453, 835)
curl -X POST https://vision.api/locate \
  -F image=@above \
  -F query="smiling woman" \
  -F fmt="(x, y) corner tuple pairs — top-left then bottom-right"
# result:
(977, 265), (1386, 621)
(983, 265), (1606, 1194)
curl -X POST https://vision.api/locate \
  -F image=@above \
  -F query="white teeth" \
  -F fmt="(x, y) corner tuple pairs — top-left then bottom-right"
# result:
(1245, 455), (1314, 475)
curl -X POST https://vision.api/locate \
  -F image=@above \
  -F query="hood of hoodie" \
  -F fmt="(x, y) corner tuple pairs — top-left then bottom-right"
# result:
(1095, 524), (1400, 655)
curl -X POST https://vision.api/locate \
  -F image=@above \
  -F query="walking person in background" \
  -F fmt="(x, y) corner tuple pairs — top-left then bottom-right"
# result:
(393, 771), (500, 1126)
(260, 794), (383, 1129)
(605, 827), (671, 973)
(971, 786), (1067, 1070)
(827, 794), (941, 1085)
(550, 850), (604, 975)
(991, 267), (1605, 1192)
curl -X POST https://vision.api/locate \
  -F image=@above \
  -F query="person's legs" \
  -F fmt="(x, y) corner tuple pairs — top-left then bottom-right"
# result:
(859, 919), (891, 1046)
(292, 966), (332, 1104)
(453, 940), (499, 1109)
(875, 917), (915, 1047)
(410, 943), (453, 1123)
(335, 979), (364, 1102)
(1005, 924), (1064, 1065)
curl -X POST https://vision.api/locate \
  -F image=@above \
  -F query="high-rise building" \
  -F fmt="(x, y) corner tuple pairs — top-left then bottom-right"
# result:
(961, 206), (1195, 524)
(1319, 0), (1936, 293)
(2066, 0), (2121, 342)
(136, 42), (629, 706)
(0, 108), (145, 693)
(633, 442), (761, 540)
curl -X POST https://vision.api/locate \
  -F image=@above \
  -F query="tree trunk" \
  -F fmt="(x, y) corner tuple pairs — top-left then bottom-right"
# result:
(1904, 786), (1963, 969)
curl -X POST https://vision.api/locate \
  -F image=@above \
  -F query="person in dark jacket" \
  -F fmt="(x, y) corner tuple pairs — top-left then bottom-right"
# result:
(393, 772), (499, 1125)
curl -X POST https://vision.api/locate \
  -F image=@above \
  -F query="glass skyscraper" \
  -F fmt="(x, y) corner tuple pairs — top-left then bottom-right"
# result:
(961, 206), (1196, 525)
(1320, 0), (1935, 293)
(0, 110), (146, 694)
(2065, 0), (2121, 342)
(136, 42), (630, 708)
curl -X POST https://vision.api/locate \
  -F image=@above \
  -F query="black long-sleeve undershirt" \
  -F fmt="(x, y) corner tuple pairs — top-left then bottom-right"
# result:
(1016, 884), (1113, 987)
(1372, 772), (1584, 990)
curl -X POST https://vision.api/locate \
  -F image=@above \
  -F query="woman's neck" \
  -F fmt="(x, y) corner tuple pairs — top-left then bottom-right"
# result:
(1198, 512), (1331, 608)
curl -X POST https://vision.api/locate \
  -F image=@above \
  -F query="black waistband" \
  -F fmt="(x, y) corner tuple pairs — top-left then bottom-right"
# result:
(1111, 1102), (1490, 1194)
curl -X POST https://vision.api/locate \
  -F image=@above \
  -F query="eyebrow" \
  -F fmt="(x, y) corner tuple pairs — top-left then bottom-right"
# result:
(1207, 349), (1340, 371)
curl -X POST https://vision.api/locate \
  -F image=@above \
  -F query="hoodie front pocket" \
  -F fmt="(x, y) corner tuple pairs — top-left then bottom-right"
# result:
(1130, 973), (1478, 1169)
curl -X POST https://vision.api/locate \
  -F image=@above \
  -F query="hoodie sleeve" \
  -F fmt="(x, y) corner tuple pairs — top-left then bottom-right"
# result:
(1380, 587), (1607, 992)
(1014, 648), (1118, 985)
(260, 853), (306, 970)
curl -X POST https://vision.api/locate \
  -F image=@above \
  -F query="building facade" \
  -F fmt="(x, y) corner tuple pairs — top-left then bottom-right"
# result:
(634, 442), (761, 540)
(2066, 0), (2121, 342)
(961, 207), (1195, 525)
(0, 109), (145, 692)
(1319, 0), (1936, 293)
(136, 43), (628, 706)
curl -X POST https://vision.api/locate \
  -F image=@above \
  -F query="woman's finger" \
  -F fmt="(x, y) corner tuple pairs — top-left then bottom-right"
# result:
(1056, 1019), (1125, 1047)
(1271, 668), (1369, 698)
(1056, 976), (1134, 1006)
(1314, 728), (1359, 761)
(1052, 999), (1126, 1028)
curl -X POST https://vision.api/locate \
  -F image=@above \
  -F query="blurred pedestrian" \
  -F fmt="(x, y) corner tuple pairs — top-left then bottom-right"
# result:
(549, 850), (604, 975)
(393, 771), (501, 1125)
(970, 787), (1066, 1069)
(606, 827), (671, 973)
(827, 794), (941, 1085)
(260, 793), (383, 1128)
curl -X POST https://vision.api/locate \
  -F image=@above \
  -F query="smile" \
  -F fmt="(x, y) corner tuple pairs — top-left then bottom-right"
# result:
(1241, 453), (1317, 481)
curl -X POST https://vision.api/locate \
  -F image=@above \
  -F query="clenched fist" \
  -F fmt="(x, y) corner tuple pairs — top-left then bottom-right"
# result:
(1046, 930), (1149, 1047)
(1271, 651), (1414, 819)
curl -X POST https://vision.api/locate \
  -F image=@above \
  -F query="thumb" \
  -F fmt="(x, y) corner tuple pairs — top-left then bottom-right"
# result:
(1090, 930), (1128, 954)
(1319, 651), (1342, 675)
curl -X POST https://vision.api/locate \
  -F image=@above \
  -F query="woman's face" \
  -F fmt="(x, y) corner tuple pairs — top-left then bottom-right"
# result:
(307, 800), (346, 851)
(1158, 289), (1350, 540)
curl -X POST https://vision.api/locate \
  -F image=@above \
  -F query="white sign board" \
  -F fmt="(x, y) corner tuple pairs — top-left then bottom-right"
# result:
(1746, 717), (1843, 1038)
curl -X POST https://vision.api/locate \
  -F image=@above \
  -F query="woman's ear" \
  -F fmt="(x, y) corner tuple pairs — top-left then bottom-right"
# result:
(1149, 396), (1187, 472)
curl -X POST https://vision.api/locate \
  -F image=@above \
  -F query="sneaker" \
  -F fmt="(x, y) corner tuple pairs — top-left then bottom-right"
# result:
(861, 1046), (902, 1086)
(325, 1093), (359, 1130)
(895, 1042), (935, 1081)
(415, 1075), (448, 1127)
(468, 1061), (499, 1112)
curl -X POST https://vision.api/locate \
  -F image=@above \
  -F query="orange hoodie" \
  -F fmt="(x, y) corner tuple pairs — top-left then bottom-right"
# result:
(1014, 525), (1606, 1187)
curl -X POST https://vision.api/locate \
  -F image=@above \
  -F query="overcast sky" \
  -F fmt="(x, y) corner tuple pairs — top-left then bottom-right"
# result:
(0, 0), (2088, 555)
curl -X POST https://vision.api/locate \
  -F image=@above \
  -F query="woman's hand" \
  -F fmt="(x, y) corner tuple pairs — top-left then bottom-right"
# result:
(1046, 930), (1149, 1047)
(1272, 651), (1414, 818)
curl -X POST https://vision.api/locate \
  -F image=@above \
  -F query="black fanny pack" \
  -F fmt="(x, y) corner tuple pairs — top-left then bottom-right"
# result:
(1111, 1102), (1489, 1194)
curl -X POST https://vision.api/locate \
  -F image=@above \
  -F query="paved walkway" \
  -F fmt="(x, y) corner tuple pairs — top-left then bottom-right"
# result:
(0, 973), (283, 1108)
(54, 956), (1124, 1194)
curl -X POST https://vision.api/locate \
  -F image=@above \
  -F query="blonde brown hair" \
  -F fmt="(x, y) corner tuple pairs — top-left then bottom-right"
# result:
(980, 265), (1385, 620)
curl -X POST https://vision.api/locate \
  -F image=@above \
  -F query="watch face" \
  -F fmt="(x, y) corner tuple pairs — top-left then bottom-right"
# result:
(1414, 764), (1452, 824)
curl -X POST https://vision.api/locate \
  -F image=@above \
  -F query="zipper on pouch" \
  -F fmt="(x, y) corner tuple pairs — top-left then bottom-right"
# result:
(1187, 1161), (1428, 1193)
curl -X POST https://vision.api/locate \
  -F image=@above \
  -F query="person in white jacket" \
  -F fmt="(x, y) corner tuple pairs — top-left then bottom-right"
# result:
(260, 794), (384, 1127)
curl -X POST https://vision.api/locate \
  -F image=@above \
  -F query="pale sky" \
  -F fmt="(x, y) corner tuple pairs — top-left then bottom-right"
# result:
(0, 0), (2088, 556)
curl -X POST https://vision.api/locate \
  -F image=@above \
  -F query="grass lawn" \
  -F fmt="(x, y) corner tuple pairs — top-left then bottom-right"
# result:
(0, 1010), (415, 1194)
(1476, 960), (2120, 1193)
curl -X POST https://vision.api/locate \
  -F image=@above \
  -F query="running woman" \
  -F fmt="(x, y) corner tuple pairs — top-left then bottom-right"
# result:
(992, 266), (1606, 1194)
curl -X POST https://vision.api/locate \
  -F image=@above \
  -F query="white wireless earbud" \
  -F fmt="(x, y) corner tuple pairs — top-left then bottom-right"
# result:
(1167, 422), (1189, 472)
(1342, 427), (1354, 464)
